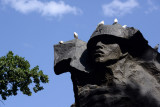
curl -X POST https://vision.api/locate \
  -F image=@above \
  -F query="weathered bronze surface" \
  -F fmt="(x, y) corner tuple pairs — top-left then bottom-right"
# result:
(54, 23), (160, 107)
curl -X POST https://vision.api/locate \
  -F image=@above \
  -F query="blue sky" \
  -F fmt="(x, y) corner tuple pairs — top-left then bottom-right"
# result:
(0, 0), (160, 107)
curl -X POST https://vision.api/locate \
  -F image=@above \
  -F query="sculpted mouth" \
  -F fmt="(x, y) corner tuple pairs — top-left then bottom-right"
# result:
(93, 50), (104, 58)
(95, 50), (104, 54)
(94, 54), (102, 58)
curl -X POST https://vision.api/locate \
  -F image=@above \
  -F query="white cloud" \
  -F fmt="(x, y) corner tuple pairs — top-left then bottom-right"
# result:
(145, 0), (159, 14)
(102, 0), (139, 17)
(1, 0), (82, 17)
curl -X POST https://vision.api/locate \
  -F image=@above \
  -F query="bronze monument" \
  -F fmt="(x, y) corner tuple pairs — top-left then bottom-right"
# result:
(54, 22), (160, 107)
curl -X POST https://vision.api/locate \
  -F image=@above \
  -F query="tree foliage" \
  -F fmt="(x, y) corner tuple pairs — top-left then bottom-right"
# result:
(0, 51), (49, 100)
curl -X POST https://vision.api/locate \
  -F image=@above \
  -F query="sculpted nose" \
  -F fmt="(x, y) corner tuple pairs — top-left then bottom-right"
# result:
(96, 42), (104, 49)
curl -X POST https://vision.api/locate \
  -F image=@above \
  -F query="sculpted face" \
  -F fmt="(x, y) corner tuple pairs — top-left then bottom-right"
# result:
(89, 38), (122, 64)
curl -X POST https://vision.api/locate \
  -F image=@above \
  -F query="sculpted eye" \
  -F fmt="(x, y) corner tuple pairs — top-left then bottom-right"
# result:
(100, 37), (120, 45)
(101, 39), (115, 44)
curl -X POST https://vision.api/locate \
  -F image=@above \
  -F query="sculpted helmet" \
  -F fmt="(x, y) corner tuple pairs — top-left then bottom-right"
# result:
(87, 23), (148, 56)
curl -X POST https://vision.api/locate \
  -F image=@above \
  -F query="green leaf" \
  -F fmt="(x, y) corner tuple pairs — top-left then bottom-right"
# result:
(0, 51), (49, 100)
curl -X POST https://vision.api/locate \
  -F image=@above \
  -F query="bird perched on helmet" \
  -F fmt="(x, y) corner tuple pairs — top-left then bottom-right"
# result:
(122, 25), (127, 28)
(154, 44), (159, 51)
(74, 32), (78, 39)
(97, 21), (104, 28)
(59, 41), (64, 44)
(96, 21), (104, 32)
(113, 18), (118, 25)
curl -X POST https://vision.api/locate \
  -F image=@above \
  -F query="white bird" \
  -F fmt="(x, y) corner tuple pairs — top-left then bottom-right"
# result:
(114, 18), (118, 23)
(154, 44), (159, 51)
(59, 41), (64, 44)
(97, 21), (104, 28)
(96, 21), (104, 32)
(74, 32), (78, 39)
(122, 25), (127, 28)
